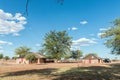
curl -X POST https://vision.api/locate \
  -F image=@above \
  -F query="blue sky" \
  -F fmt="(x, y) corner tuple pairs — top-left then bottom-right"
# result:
(0, 0), (120, 59)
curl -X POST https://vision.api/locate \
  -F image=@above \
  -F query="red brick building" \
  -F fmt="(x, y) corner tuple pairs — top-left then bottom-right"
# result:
(82, 54), (102, 64)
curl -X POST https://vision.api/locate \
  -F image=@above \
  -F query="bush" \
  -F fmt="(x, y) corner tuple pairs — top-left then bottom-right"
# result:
(25, 54), (37, 63)
(4, 56), (10, 61)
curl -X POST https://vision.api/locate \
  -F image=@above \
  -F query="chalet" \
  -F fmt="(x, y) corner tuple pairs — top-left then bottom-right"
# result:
(16, 53), (46, 64)
(82, 54), (102, 64)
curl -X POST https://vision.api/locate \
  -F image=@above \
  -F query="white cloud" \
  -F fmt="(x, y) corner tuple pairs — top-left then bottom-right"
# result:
(13, 33), (20, 36)
(71, 46), (81, 50)
(72, 38), (97, 46)
(0, 9), (27, 35)
(35, 43), (41, 47)
(97, 33), (105, 37)
(8, 42), (13, 45)
(71, 27), (78, 30)
(99, 28), (107, 31)
(0, 40), (13, 45)
(80, 20), (88, 25)
(68, 27), (78, 31)
(0, 40), (13, 53)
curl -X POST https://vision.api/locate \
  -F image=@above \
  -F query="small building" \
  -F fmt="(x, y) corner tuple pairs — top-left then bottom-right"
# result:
(16, 53), (46, 64)
(32, 53), (46, 64)
(82, 54), (102, 64)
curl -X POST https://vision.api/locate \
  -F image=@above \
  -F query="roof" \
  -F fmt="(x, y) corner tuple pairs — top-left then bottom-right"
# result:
(32, 53), (45, 58)
(83, 54), (101, 59)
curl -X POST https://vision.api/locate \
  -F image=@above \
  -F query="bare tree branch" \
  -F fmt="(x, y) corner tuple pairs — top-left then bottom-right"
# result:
(25, 0), (64, 16)
(25, 0), (30, 16)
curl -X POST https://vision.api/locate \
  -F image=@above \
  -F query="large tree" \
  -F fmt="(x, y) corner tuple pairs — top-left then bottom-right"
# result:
(15, 46), (31, 58)
(71, 50), (83, 60)
(101, 18), (120, 55)
(43, 30), (72, 61)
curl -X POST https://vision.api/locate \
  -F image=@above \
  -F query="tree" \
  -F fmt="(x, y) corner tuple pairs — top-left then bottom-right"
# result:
(12, 56), (17, 60)
(71, 50), (83, 60)
(0, 53), (3, 59)
(4, 56), (10, 61)
(101, 18), (120, 55)
(15, 46), (31, 58)
(38, 49), (45, 55)
(64, 53), (71, 60)
(25, 53), (37, 63)
(43, 30), (72, 61)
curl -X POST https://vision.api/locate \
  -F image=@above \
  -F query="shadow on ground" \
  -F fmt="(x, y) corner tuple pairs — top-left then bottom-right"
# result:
(53, 63), (120, 80)
(0, 68), (58, 78)
(0, 63), (120, 80)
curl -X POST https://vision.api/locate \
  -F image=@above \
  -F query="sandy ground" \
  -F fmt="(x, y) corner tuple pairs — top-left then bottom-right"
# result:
(0, 60), (120, 74)
(0, 60), (120, 80)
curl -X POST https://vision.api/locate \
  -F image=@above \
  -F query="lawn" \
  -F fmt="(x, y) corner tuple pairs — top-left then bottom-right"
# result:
(0, 62), (120, 80)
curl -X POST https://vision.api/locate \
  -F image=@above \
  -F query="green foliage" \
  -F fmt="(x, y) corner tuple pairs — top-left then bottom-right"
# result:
(25, 54), (37, 63)
(38, 49), (45, 55)
(101, 18), (120, 55)
(43, 30), (72, 60)
(4, 56), (10, 60)
(0, 53), (3, 59)
(71, 50), (83, 60)
(15, 46), (31, 58)
(64, 53), (71, 60)
(12, 56), (17, 60)
(45, 54), (54, 59)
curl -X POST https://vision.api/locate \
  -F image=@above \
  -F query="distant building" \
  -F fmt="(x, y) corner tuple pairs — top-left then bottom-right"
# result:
(16, 53), (46, 64)
(82, 54), (102, 64)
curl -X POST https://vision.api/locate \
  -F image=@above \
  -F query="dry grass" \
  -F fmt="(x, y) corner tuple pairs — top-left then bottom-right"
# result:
(0, 61), (120, 80)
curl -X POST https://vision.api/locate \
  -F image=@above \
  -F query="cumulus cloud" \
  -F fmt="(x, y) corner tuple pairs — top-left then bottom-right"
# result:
(80, 20), (88, 25)
(72, 38), (97, 46)
(71, 38), (97, 50)
(0, 9), (27, 35)
(0, 40), (13, 45)
(68, 27), (78, 31)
